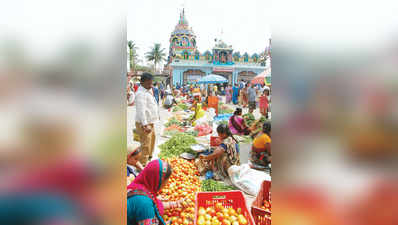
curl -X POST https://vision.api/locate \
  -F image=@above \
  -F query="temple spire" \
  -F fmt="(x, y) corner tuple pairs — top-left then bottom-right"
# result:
(178, 7), (188, 25)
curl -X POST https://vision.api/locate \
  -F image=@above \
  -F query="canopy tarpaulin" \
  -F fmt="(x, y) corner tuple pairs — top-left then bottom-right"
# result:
(251, 69), (271, 85)
(196, 74), (228, 84)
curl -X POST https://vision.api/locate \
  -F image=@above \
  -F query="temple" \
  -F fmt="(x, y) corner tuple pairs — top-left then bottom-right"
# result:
(165, 9), (267, 86)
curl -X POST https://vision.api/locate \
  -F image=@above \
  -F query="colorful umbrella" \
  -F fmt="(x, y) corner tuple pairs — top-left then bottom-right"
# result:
(251, 70), (271, 85)
(196, 74), (228, 84)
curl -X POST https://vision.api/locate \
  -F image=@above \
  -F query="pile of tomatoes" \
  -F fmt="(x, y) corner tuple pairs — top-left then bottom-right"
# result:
(160, 157), (201, 225)
(261, 199), (271, 212)
(197, 202), (249, 225)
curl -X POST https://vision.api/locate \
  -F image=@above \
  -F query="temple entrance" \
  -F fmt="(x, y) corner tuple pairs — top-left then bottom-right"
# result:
(183, 69), (205, 84)
(238, 71), (257, 83)
(212, 71), (232, 85)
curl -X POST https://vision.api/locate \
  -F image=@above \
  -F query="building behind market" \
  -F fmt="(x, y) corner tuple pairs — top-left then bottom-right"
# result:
(165, 9), (271, 86)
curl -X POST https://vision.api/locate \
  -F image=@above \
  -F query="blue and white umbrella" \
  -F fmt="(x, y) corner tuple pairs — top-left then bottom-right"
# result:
(196, 74), (228, 84)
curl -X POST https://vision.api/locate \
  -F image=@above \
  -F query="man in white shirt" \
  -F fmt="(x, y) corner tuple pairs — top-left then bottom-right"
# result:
(135, 73), (159, 165)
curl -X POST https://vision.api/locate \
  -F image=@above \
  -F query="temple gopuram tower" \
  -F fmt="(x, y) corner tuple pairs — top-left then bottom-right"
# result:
(168, 8), (198, 62)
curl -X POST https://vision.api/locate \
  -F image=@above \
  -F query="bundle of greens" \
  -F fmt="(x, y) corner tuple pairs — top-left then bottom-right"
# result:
(172, 103), (189, 112)
(250, 116), (271, 137)
(201, 179), (238, 192)
(219, 107), (234, 114)
(243, 113), (256, 127)
(177, 103), (189, 111)
(163, 130), (182, 137)
(172, 106), (182, 112)
(217, 120), (228, 126)
(159, 133), (197, 159)
(186, 130), (199, 137)
(164, 117), (183, 127)
(241, 135), (253, 144)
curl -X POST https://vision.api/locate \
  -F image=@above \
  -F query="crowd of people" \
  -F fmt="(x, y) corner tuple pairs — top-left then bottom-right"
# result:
(127, 73), (271, 225)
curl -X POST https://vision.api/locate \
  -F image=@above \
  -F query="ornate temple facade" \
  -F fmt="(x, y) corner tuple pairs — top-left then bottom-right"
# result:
(166, 9), (267, 86)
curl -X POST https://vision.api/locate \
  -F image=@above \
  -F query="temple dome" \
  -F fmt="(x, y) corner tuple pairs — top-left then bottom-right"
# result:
(171, 8), (195, 36)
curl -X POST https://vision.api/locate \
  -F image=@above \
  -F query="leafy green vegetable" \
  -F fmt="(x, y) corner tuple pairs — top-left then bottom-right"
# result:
(242, 136), (253, 144)
(159, 133), (197, 159)
(243, 113), (255, 126)
(164, 117), (183, 127)
(259, 116), (267, 123)
(217, 120), (228, 126)
(201, 179), (238, 192)
(172, 106), (181, 112)
(219, 108), (234, 114)
(163, 130), (183, 137)
(172, 103), (189, 112)
(177, 103), (188, 110)
(186, 130), (199, 137)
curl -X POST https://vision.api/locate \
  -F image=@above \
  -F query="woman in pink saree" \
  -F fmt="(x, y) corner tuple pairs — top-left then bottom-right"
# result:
(228, 108), (250, 135)
(225, 84), (232, 104)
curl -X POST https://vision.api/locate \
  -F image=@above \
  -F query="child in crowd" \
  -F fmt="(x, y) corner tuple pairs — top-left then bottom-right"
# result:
(127, 144), (144, 184)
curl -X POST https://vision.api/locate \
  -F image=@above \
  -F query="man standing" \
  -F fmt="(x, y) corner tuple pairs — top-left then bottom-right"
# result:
(248, 83), (257, 114)
(239, 79), (245, 89)
(159, 82), (164, 100)
(232, 83), (239, 105)
(153, 82), (160, 104)
(135, 73), (159, 165)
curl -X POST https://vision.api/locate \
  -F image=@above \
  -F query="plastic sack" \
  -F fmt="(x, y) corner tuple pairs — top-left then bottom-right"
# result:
(228, 164), (271, 196)
(208, 108), (216, 118)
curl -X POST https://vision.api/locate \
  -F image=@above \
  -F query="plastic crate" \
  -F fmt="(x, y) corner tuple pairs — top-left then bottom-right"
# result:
(195, 191), (255, 225)
(251, 180), (271, 225)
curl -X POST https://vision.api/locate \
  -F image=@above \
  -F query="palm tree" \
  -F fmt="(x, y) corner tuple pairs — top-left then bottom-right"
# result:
(145, 43), (166, 73)
(127, 40), (139, 72)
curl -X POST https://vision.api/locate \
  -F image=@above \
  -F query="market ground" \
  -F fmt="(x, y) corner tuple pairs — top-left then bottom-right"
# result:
(127, 98), (266, 206)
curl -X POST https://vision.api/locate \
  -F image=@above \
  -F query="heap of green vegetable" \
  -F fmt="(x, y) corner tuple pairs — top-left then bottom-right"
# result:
(243, 113), (256, 126)
(164, 117), (183, 127)
(159, 133), (197, 158)
(217, 120), (228, 126)
(219, 107), (234, 114)
(250, 116), (270, 137)
(164, 130), (198, 137)
(172, 103), (189, 112)
(201, 179), (238, 192)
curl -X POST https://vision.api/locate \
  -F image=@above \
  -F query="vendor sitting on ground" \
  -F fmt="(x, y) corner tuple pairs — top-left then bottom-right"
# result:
(196, 124), (240, 180)
(127, 160), (188, 225)
(250, 121), (271, 171)
(229, 108), (251, 135)
(191, 102), (205, 126)
(127, 145), (144, 179)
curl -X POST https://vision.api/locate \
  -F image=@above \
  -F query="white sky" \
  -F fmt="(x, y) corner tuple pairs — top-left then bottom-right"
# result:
(1, 0), (397, 63)
(127, 0), (272, 65)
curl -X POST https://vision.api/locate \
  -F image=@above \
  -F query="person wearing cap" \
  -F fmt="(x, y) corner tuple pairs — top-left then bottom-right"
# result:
(135, 73), (159, 165)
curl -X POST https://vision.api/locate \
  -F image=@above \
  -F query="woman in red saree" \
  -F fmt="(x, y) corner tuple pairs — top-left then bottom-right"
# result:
(259, 89), (270, 118)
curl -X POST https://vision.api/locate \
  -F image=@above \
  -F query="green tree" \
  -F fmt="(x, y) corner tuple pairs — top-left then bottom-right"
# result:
(145, 43), (166, 73)
(127, 40), (138, 72)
